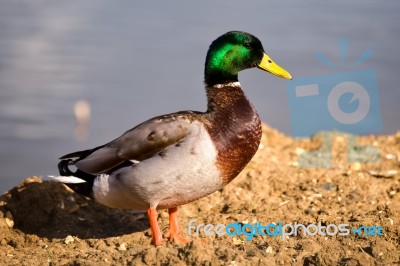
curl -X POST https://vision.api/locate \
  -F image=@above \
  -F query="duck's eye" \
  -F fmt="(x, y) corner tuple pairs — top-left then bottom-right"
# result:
(244, 43), (251, 48)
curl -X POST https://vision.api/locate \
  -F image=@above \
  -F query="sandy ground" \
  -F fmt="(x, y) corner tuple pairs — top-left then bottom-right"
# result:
(0, 124), (399, 265)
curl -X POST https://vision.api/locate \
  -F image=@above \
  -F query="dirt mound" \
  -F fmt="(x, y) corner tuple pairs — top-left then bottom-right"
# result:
(1, 124), (399, 265)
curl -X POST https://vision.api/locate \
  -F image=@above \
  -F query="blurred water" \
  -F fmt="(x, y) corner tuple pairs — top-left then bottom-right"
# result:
(1, 1), (399, 193)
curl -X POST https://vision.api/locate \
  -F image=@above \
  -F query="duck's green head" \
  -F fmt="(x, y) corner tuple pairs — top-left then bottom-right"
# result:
(204, 31), (292, 86)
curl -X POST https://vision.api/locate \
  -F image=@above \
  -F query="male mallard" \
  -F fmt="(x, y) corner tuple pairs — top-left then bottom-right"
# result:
(56, 31), (292, 246)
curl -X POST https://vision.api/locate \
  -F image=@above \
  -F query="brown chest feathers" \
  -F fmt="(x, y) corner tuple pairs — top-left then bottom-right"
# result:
(204, 83), (262, 184)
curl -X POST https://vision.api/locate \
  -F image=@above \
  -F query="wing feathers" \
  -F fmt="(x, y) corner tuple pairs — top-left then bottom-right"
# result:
(74, 147), (124, 174)
(60, 112), (199, 175)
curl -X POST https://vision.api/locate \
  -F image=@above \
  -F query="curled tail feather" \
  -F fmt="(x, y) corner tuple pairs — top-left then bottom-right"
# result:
(57, 159), (96, 198)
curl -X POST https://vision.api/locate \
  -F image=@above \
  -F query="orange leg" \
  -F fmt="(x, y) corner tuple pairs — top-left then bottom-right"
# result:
(147, 208), (163, 246)
(166, 207), (190, 244)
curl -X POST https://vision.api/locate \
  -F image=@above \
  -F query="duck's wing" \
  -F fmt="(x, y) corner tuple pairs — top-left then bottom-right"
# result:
(61, 111), (201, 174)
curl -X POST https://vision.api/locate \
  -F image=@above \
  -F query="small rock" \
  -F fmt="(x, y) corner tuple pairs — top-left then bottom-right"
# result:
(295, 147), (305, 155)
(367, 170), (398, 178)
(319, 182), (336, 191)
(232, 237), (243, 246)
(5, 211), (14, 228)
(118, 243), (127, 251)
(349, 162), (362, 171)
(67, 196), (75, 203)
(59, 200), (65, 210)
(68, 205), (80, 214)
(279, 200), (290, 207)
(64, 235), (74, 245)
(265, 246), (274, 254)
(23, 176), (43, 184)
(384, 154), (395, 160)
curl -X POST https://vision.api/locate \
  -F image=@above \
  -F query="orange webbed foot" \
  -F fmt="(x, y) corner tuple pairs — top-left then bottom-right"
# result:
(147, 208), (164, 246)
(166, 207), (191, 244)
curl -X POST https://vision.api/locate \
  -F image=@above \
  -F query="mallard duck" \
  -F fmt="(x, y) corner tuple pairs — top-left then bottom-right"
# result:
(55, 31), (292, 246)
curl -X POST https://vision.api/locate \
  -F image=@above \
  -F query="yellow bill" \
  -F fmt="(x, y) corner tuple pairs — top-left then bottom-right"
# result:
(257, 53), (292, 80)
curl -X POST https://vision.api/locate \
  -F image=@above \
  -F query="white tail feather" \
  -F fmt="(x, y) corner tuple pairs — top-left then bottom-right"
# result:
(49, 175), (86, 184)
